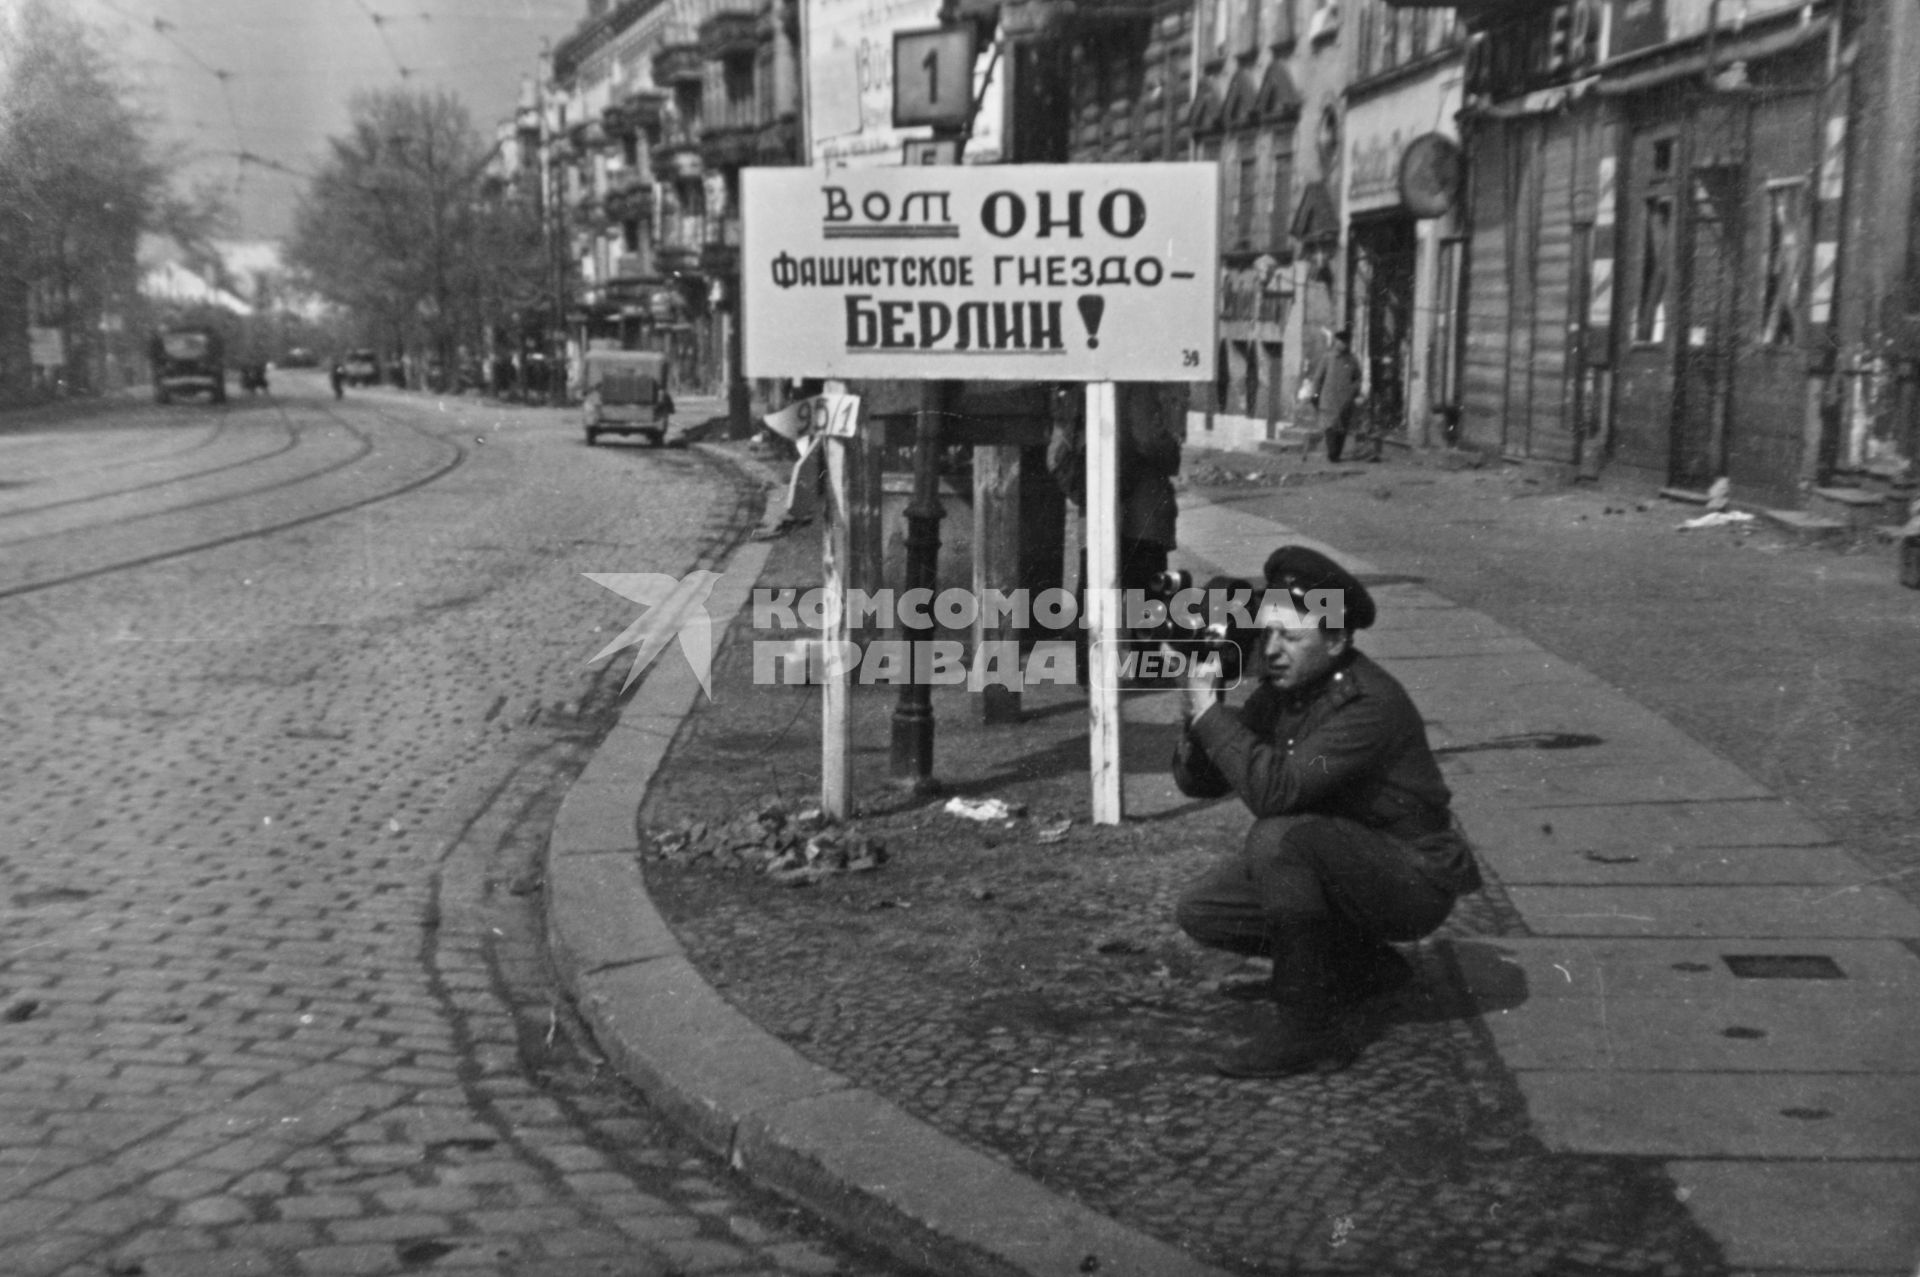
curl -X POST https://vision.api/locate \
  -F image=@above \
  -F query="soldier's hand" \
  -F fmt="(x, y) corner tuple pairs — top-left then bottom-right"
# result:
(1179, 648), (1224, 722)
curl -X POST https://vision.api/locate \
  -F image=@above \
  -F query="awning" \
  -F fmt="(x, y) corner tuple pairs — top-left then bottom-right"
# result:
(1189, 76), (1225, 133)
(1221, 68), (1260, 129)
(1289, 182), (1340, 246)
(1254, 58), (1303, 122)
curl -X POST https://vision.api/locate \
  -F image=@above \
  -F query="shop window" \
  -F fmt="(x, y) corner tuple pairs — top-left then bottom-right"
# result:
(1634, 195), (1672, 344)
(1235, 152), (1259, 251)
(724, 59), (754, 116)
(1268, 146), (1295, 250)
(1760, 180), (1805, 346)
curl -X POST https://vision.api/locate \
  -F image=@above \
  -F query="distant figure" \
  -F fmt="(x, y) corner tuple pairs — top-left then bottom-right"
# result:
(329, 362), (345, 400)
(1307, 328), (1363, 463)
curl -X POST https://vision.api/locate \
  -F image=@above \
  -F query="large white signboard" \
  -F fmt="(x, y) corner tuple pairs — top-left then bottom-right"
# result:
(804, 0), (1001, 167)
(742, 164), (1220, 381)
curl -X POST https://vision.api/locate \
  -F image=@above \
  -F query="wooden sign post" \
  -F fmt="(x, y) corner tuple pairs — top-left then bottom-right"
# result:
(1083, 382), (1124, 825)
(818, 383), (858, 821)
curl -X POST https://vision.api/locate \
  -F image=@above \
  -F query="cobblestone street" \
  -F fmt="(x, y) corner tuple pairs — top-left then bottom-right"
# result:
(0, 380), (906, 1277)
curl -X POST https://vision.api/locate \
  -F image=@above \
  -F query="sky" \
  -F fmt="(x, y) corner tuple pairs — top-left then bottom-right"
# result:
(54, 0), (586, 241)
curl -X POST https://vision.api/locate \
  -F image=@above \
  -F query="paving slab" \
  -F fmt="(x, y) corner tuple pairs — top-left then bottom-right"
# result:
(1467, 800), (1838, 852)
(1446, 758), (1775, 805)
(1448, 935), (1920, 998)
(1516, 1071), (1920, 1158)
(1666, 1160), (1920, 1274)
(1487, 840), (1866, 886)
(1476, 985), (1920, 1071)
(1507, 884), (1920, 938)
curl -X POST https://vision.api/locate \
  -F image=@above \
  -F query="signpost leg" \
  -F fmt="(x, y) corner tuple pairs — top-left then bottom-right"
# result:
(822, 382), (853, 821)
(973, 443), (1022, 724)
(890, 379), (943, 789)
(1085, 382), (1123, 825)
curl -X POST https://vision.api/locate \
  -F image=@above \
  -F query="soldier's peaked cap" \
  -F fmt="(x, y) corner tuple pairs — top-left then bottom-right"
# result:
(1262, 545), (1375, 630)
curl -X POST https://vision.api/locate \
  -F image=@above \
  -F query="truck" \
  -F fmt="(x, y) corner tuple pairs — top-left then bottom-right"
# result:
(149, 326), (227, 405)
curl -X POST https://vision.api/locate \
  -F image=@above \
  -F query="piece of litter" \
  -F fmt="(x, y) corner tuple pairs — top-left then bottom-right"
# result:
(944, 796), (1024, 822)
(1034, 818), (1073, 844)
(1677, 510), (1755, 530)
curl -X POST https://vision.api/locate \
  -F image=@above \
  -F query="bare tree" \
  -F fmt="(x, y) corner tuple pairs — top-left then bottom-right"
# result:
(0, 0), (169, 396)
(288, 90), (543, 389)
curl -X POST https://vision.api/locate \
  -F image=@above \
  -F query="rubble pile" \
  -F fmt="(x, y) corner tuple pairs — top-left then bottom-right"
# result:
(644, 797), (887, 885)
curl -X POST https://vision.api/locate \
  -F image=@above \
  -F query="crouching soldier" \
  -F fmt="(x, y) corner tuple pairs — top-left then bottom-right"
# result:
(1172, 546), (1482, 1078)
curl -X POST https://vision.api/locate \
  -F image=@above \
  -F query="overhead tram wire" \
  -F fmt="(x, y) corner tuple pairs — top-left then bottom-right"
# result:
(90, 0), (252, 230)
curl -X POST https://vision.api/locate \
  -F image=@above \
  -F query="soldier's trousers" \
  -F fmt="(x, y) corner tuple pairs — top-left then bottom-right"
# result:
(1176, 814), (1456, 957)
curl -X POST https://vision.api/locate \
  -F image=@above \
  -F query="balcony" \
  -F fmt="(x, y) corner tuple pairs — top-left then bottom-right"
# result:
(754, 115), (800, 165)
(699, 124), (758, 169)
(700, 9), (761, 62)
(608, 254), (654, 284)
(567, 118), (607, 154)
(656, 243), (702, 274)
(652, 42), (705, 86)
(603, 89), (667, 136)
(605, 183), (656, 223)
(651, 133), (704, 183)
(700, 242), (739, 276)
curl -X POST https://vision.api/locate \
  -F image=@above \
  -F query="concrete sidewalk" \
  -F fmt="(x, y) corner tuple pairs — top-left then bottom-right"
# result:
(546, 460), (1920, 1277)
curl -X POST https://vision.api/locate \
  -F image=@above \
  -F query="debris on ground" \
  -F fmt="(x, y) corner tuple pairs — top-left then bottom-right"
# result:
(643, 797), (886, 883)
(944, 796), (1026, 822)
(1677, 510), (1756, 531)
(1706, 477), (1732, 512)
(1034, 817), (1073, 844)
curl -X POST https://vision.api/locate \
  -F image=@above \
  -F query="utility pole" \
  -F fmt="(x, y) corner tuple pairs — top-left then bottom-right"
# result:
(538, 43), (570, 407)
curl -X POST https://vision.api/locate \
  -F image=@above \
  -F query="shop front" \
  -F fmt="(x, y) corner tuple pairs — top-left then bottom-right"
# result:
(1344, 68), (1466, 451)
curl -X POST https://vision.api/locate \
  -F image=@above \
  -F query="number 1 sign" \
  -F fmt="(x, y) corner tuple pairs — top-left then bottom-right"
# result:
(892, 27), (976, 130)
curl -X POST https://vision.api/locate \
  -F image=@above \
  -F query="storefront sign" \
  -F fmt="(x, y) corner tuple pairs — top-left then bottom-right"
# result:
(1345, 66), (1462, 218)
(1399, 134), (1463, 218)
(742, 163), (1219, 380)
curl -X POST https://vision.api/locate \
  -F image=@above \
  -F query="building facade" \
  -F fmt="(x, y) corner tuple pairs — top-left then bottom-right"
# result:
(548, 0), (802, 419)
(1407, 0), (1875, 506)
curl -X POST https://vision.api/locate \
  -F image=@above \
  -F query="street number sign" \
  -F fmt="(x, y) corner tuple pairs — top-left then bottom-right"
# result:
(892, 27), (975, 129)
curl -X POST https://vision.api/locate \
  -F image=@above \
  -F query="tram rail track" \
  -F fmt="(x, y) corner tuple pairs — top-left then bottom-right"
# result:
(0, 392), (469, 601)
(0, 405), (297, 525)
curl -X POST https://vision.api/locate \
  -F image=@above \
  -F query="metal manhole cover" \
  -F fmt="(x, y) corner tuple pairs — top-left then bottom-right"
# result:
(1723, 954), (1846, 980)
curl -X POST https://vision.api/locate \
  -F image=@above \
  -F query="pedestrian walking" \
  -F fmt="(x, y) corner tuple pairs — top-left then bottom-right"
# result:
(329, 361), (345, 400)
(1171, 545), (1483, 1077)
(1306, 328), (1363, 463)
